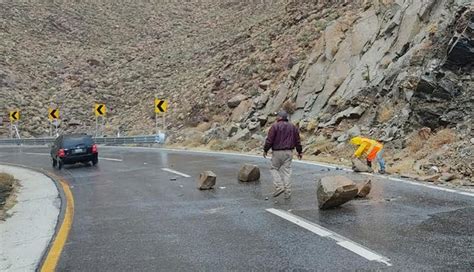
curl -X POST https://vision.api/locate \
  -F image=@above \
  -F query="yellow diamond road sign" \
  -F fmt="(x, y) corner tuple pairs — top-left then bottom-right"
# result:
(155, 99), (168, 113)
(95, 104), (106, 117)
(48, 108), (60, 120)
(9, 110), (20, 122)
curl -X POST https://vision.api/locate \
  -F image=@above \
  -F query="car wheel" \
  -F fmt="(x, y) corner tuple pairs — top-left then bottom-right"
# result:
(58, 160), (64, 170)
(52, 158), (57, 168)
(92, 157), (98, 166)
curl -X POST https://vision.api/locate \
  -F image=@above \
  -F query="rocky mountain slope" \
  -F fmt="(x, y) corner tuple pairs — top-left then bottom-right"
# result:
(1, 0), (473, 184)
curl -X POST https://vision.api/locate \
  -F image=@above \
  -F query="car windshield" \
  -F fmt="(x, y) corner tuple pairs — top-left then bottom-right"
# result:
(63, 136), (93, 148)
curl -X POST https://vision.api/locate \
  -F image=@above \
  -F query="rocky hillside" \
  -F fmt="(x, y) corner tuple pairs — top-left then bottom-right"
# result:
(1, 1), (473, 184)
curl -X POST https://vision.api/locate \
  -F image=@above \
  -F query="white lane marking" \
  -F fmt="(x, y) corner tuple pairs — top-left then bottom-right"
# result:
(338, 241), (391, 264)
(162, 168), (191, 178)
(266, 208), (332, 237)
(266, 208), (392, 266)
(22, 152), (49, 156)
(100, 157), (123, 162)
(103, 146), (474, 198)
(13, 152), (123, 162)
(459, 191), (474, 197)
(386, 177), (474, 195)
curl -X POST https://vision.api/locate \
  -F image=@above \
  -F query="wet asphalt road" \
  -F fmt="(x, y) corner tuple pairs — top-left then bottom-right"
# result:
(0, 146), (473, 271)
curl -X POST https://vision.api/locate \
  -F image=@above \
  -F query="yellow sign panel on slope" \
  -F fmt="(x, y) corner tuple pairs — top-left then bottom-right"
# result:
(95, 104), (106, 117)
(9, 110), (20, 122)
(154, 99), (168, 113)
(48, 108), (60, 120)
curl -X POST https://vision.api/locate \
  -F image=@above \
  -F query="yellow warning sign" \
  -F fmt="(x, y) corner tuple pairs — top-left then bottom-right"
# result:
(9, 110), (20, 122)
(155, 99), (168, 113)
(95, 104), (106, 117)
(48, 108), (60, 120)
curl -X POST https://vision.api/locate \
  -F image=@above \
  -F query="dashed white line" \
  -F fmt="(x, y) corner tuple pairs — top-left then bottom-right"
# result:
(17, 152), (123, 162)
(266, 208), (392, 266)
(22, 152), (49, 156)
(162, 168), (191, 178)
(101, 157), (123, 162)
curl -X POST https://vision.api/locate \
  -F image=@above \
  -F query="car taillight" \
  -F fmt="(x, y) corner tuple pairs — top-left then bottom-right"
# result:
(58, 149), (65, 158)
(92, 144), (98, 153)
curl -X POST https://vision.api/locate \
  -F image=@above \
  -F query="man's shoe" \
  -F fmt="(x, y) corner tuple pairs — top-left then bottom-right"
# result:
(273, 188), (285, 197)
(379, 169), (386, 174)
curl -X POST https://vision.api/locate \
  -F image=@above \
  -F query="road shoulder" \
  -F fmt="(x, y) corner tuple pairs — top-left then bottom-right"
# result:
(0, 165), (60, 271)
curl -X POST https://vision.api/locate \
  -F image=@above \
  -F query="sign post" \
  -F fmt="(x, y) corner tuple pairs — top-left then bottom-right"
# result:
(9, 110), (20, 139)
(94, 103), (106, 137)
(154, 98), (168, 134)
(48, 108), (60, 137)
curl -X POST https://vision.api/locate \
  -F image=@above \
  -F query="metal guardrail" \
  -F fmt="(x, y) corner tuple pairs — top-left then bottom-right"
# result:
(0, 135), (165, 146)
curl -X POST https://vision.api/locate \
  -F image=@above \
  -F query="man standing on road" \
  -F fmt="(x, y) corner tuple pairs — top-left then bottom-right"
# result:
(263, 111), (303, 199)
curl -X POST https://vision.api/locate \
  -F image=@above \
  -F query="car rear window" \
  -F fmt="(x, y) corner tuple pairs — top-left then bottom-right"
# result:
(63, 136), (93, 148)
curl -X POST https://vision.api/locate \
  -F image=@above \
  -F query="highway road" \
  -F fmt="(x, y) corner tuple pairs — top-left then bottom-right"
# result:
(0, 146), (473, 271)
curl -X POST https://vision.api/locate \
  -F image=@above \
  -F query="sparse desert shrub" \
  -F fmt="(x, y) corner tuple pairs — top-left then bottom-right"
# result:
(380, 57), (391, 69)
(333, 78), (345, 89)
(389, 158), (416, 175)
(212, 115), (227, 123)
(377, 104), (394, 123)
(208, 139), (224, 150)
(429, 129), (456, 149)
(0, 173), (16, 208)
(196, 122), (212, 132)
(0, 173), (15, 191)
(330, 46), (338, 57)
(407, 132), (425, 153)
(282, 100), (296, 114)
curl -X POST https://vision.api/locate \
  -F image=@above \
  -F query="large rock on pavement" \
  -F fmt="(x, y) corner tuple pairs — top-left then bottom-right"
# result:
(317, 175), (358, 209)
(238, 164), (260, 182)
(198, 171), (217, 190)
(356, 179), (372, 198)
(352, 158), (374, 173)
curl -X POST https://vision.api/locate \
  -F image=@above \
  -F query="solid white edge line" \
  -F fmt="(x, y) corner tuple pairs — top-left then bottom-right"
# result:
(266, 208), (392, 266)
(162, 168), (191, 178)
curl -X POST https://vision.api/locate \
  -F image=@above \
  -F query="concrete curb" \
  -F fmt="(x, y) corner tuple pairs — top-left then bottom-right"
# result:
(0, 164), (60, 271)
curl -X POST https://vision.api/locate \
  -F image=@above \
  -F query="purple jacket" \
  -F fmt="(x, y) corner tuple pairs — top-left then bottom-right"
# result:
(264, 120), (302, 154)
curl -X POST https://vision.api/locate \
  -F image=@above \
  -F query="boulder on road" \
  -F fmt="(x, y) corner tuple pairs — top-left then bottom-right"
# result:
(356, 179), (372, 198)
(198, 171), (217, 190)
(317, 176), (358, 209)
(351, 158), (374, 173)
(238, 164), (260, 182)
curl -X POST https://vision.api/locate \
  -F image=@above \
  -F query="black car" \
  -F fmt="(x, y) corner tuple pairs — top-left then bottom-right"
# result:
(51, 134), (98, 169)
